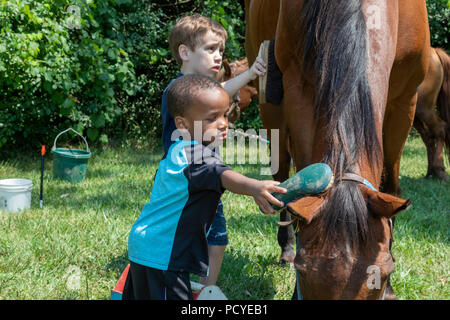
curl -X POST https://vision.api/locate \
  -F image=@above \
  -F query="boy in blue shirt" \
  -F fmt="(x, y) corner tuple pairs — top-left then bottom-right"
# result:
(123, 74), (286, 300)
(162, 14), (267, 287)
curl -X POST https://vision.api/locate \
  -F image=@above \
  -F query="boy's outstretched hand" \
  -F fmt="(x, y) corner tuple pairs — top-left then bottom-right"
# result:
(249, 180), (287, 214)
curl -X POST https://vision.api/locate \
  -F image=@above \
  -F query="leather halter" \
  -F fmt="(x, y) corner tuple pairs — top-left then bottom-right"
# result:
(282, 172), (394, 242)
(342, 173), (394, 242)
(342, 172), (368, 185)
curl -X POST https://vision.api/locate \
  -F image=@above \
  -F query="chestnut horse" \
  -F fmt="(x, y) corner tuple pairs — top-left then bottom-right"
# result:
(245, 0), (429, 299)
(414, 47), (450, 181)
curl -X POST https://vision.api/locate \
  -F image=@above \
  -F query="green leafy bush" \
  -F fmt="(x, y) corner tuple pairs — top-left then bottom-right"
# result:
(0, 0), (136, 156)
(0, 0), (248, 156)
(427, 0), (450, 49)
(5, 1), (446, 157)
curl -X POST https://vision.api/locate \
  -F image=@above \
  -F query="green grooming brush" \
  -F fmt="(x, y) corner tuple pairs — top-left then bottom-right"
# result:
(271, 163), (334, 211)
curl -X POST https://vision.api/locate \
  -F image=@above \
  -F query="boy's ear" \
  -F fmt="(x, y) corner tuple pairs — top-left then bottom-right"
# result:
(178, 44), (190, 62)
(174, 116), (187, 129)
(172, 116), (193, 142)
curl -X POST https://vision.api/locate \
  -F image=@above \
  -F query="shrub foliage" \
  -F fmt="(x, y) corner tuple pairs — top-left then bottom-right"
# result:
(0, 0), (448, 157)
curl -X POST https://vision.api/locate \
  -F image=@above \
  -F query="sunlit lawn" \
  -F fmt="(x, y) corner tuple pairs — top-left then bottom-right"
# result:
(0, 135), (448, 299)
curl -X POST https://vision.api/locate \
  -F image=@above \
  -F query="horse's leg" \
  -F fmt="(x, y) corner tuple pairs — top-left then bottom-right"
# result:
(426, 128), (447, 181)
(414, 49), (448, 181)
(274, 130), (295, 265)
(259, 103), (294, 264)
(431, 135), (448, 181)
(413, 115), (436, 177)
(382, 93), (419, 300)
(414, 102), (449, 181)
(382, 93), (419, 196)
(278, 211), (295, 265)
(278, 78), (317, 266)
(244, 0), (293, 264)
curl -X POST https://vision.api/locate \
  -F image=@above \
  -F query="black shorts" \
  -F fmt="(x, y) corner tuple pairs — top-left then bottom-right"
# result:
(122, 261), (193, 300)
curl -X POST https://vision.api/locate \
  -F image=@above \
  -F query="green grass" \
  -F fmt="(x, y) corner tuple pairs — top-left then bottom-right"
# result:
(0, 135), (448, 299)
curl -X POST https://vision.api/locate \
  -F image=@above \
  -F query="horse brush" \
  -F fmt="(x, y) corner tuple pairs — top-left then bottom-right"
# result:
(270, 163), (334, 211)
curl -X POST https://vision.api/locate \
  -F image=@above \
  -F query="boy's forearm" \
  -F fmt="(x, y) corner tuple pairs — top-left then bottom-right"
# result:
(221, 169), (287, 214)
(221, 70), (253, 97)
(221, 169), (256, 196)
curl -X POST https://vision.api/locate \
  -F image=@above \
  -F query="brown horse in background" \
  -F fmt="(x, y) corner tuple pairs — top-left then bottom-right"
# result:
(414, 47), (450, 181)
(245, 0), (429, 299)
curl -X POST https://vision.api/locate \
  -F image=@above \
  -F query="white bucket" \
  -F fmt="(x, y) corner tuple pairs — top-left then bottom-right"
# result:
(0, 179), (33, 213)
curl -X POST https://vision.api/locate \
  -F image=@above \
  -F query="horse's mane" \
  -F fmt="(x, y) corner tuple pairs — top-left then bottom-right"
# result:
(298, 0), (381, 251)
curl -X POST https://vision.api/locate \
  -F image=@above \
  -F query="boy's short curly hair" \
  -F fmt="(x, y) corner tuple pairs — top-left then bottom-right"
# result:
(169, 14), (227, 66)
(167, 74), (224, 118)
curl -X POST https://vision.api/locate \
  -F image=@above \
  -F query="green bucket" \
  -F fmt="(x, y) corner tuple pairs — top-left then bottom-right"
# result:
(51, 128), (91, 183)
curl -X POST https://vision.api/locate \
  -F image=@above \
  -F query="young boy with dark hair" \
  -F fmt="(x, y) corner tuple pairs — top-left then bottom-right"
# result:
(161, 14), (266, 287)
(123, 74), (285, 300)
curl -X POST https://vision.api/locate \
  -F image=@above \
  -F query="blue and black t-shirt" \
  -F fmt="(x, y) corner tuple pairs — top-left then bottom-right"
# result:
(161, 73), (183, 155)
(128, 140), (231, 276)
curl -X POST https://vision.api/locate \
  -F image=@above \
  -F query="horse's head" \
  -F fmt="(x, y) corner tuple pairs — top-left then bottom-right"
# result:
(287, 180), (410, 299)
(217, 58), (258, 123)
